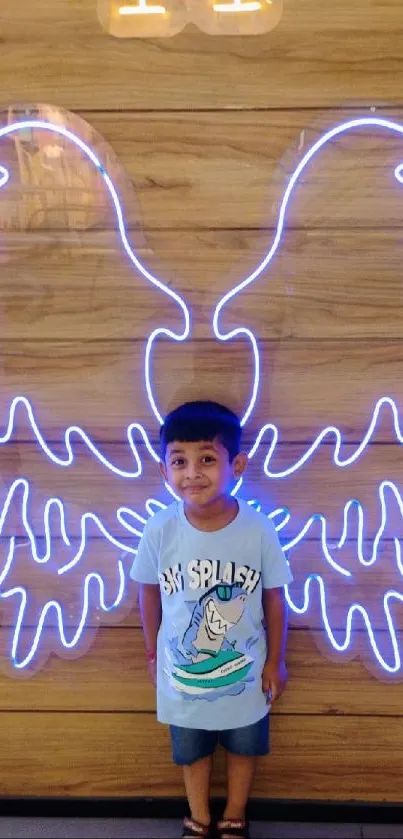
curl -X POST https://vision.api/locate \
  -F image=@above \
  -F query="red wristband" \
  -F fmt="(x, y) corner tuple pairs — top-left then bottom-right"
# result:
(146, 650), (156, 664)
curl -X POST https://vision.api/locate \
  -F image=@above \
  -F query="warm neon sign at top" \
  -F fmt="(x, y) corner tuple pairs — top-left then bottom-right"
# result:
(213, 1), (265, 12)
(119, 1), (166, 14)
(98, 0), (282, 37)
(0, 115), (402, 680)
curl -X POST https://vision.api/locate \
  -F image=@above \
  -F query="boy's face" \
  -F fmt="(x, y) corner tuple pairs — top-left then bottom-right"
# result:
(160, 437), (247, 510)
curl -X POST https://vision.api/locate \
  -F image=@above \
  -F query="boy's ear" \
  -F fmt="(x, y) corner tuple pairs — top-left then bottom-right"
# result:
(159, 459), (168, 481)
(232, 451), (248, 479)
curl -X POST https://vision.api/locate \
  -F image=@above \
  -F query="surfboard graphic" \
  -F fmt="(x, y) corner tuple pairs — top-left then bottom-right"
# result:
(170, 648), (253, 693)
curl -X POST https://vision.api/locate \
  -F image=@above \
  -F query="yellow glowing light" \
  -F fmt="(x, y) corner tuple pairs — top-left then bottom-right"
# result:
(213, 0), (265, 12)
(119, 0), (166, 15)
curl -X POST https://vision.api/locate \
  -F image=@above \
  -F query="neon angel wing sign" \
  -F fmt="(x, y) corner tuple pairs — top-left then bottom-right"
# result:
(0, 112), (402, 678)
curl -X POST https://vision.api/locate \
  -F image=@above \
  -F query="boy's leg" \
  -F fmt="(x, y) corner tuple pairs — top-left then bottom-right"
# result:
(223, 753), (257, 821)
(183, 755), (214, 827)
(219, 715), (270, 826)
(170, 726), (217, 829)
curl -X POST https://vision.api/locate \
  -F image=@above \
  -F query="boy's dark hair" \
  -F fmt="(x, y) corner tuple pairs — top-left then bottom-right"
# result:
(160, 401), (241, 462)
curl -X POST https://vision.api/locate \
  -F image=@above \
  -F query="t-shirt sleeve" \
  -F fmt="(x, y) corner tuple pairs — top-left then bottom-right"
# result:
(261, 517), (293, 589)
(129, 520), (159, 585)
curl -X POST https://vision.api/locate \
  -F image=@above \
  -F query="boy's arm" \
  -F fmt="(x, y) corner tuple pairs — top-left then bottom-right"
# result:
(262, 586), (288, 702)
(138, 583), (162, 685)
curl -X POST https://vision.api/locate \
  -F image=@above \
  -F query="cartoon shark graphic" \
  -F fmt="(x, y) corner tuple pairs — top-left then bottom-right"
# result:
(182, 583), (247, 661)
(168, 583), (254, 697)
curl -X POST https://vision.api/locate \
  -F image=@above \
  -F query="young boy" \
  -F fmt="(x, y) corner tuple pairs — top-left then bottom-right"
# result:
(130, 401), (292, 839)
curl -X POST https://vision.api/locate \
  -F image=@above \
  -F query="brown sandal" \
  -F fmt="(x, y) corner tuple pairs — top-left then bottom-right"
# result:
(216, 818), (250, 839)
(182, 816), (212, 838)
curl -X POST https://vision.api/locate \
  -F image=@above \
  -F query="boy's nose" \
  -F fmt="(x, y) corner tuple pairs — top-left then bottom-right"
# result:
(185, 463), (202, 479)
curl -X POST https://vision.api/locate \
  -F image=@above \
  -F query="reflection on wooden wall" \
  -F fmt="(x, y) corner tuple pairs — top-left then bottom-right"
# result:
(0, 0), (402, 802)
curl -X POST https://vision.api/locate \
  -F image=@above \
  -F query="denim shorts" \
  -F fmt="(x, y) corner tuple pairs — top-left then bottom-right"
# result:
(169, 714), (270, 766)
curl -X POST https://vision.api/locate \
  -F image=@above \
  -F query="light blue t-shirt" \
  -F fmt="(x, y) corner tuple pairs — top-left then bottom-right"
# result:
(130, 498), (293, 730)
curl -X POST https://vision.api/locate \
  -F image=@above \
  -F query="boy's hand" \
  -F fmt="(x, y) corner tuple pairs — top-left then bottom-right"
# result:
(262, 659), (287, 702)
(147, 653), (157, 686)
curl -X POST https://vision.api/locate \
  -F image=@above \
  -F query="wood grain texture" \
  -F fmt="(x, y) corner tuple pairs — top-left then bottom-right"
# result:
(2, 110), (403, 231)
(0, 627), (398, 715)
(0, 711), (400, 799)
(0, 1), (403, 109)
(0, 339), (401, 442)
(2, 228), (403, 340)
(84, 109), (403, 230)
(0, 105), (136, 233)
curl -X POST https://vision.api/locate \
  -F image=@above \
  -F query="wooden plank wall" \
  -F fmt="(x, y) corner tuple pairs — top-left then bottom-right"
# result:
(0, 0), (403, 801)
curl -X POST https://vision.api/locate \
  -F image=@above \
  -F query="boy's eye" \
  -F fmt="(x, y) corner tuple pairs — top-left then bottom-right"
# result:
(202, 456), (215, 464)
(171, 458), (185, 467)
